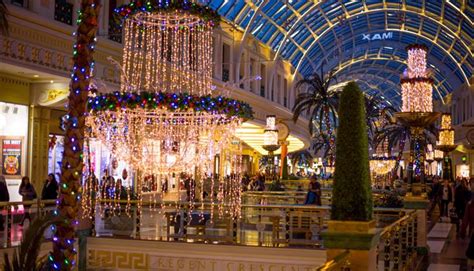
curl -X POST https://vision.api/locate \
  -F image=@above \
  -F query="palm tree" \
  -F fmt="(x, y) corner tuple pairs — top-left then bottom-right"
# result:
(0, 0), (9, 36)
(4, 216), (61, 271)
(292, 69), (339, 159)
(375, 118), (438, 176)
(53, 1), (100, 269)
(364, 94), (396, 150)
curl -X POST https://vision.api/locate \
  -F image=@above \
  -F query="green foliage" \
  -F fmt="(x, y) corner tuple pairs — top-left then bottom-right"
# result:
(291, 70), (338, 156)
(3, 216), (61, 271)
(374, 191), (404, 208)
(331, 82), (373, 221)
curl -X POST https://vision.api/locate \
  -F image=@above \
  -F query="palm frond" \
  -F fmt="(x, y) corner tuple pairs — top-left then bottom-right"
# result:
(3, 215), (62, 271)
(0, 0), (9, 36)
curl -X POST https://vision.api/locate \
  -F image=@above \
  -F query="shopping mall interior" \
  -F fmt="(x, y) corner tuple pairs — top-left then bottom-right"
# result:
(0, 0), (473, 270)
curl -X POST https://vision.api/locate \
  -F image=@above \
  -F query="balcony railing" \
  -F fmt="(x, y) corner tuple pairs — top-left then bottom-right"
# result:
(377, 210), (419, 270)
(0, 198), (406, 250)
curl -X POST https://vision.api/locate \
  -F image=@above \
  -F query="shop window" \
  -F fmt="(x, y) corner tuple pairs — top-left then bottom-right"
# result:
(54, 0), (73, 25)
(0, 102), (29, 202)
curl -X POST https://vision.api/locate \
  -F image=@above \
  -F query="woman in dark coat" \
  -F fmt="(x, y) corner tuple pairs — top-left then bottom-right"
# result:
(41, 173), (58, 200)
(18, 176), (37, 226)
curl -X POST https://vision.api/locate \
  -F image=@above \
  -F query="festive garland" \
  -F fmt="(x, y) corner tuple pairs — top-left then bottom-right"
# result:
(88, 91), (254, 120)
(116, 1), (220, 25)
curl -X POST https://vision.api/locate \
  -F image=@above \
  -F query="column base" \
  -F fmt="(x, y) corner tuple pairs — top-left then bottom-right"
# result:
(322, 220), (378, 271)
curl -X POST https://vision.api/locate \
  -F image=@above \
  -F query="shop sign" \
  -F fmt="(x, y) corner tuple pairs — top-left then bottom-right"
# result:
(2, 138), (22, 176)
(362, 32), (393, 41)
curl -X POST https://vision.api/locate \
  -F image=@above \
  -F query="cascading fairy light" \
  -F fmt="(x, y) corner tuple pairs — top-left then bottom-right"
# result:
(85, 1), (252, 222)
(401, 44), (433, 113)
(439, 113), (454, 146)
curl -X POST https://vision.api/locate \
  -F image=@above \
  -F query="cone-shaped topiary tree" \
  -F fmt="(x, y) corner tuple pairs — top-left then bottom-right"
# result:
(331, 82), (372, 221)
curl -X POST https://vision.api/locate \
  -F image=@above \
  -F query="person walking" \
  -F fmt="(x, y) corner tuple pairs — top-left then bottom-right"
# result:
(41, 173), (58, 200)
(439, 179), (453, 219)
(461, 200), (474, 270)
(454, 179), (470, 233)
(428, 177), (441, 218)
(18, 176), (37, 226)
(0, 176), (10, 231)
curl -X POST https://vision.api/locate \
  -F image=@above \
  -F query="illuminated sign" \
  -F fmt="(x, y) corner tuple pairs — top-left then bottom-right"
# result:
(362, 32), (393, 41)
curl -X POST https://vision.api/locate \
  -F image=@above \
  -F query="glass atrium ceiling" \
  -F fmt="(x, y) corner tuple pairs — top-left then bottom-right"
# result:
(204, 0), (473, 108)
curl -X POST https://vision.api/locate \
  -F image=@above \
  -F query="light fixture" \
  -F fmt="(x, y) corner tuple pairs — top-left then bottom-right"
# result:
(85, 4), (248, 221)
(33, 75), (39, 78)
(50, 80), (54, 84)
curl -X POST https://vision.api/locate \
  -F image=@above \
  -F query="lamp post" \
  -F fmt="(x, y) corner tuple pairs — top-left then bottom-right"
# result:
(263, 115), (280, 181)
(435, 113), (457, 182)
(395, 44), (441, 196)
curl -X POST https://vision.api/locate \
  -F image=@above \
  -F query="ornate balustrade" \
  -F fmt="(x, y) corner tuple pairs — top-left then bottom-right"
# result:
(377, 210), (419, 271)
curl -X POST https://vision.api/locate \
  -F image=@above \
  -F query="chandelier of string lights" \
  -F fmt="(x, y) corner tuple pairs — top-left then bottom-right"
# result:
(438, 113), (454, 146)
(401, 44), (433, 113)
(84, 1), (252, 220)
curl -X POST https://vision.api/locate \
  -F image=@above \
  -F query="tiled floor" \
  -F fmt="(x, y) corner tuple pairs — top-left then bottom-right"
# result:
(428, 222), (453, 238)
(427, 240), (446, 253)
(427, 204), (469, 271)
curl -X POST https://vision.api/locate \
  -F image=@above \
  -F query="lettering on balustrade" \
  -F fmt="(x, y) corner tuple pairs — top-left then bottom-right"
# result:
(88, 249), (316, 271)
(151, 256), (314, 271)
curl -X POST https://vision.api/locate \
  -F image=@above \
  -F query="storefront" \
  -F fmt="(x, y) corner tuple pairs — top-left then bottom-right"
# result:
(48, 135), (135, 188)
(0, 101), (29, 202)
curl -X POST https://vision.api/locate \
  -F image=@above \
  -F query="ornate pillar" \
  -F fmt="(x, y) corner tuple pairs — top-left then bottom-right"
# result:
(279, 141), (289, 178)
(29, 106), (51, 191)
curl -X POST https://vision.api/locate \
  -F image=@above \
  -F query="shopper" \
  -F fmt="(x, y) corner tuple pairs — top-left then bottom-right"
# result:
(438, 179), (453, 218)
(454, 179), (470, 233)
(428, 176), (442, 218)
(41, 173), (59, 200)
(0, 176), (10, 231)
(18, 176), (37, 226)
(304, 176), (321, 205)
(461, 200), (474, 270)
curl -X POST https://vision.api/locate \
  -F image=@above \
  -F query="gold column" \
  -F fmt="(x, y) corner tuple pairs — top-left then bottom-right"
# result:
(29, 106), (51, 192)
(279, 141), (288, 178)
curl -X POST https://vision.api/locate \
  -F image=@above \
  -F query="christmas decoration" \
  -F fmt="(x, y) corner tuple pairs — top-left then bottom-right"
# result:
(52, 0), (100, 270)
(85, 0), (250, 225)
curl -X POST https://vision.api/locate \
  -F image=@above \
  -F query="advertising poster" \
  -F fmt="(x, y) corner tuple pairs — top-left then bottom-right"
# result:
(2, 138), (22, 176)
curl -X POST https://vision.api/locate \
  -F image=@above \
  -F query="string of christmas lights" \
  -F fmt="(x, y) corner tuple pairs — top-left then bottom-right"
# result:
(84, 1), (249, 227)
(52, 1), (100, 270)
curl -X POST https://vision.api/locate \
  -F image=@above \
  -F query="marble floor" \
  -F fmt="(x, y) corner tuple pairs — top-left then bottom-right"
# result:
(427, 205), (469, 271)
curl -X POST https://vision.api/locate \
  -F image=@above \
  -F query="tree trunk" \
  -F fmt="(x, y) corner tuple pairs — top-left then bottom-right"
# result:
(53, 1), (100, 270)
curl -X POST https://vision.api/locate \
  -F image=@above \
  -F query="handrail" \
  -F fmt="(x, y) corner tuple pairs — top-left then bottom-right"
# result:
(315, 250), (350, 271)
(379, 210), (416, 237)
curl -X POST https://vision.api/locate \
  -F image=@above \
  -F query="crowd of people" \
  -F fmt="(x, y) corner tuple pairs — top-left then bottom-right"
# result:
(0, 173), (59, 230)
(428, 176), (473, 235)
